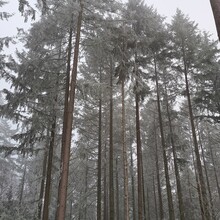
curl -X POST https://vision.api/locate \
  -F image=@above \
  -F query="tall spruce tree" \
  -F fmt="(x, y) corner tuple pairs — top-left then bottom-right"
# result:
(170, 10), (211, 219)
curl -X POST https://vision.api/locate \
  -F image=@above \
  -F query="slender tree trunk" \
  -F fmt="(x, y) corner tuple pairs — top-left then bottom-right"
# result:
(187, 169), (193, 204)
(190, 136), (205, 220)
(69, 200), (73, 220)
(146, 186), (150, 220)
(207, 130), (220, 200)
(115, 157), (120, 220)
(42, 116), (57, 220)
(60, 14), (73, 162)
(164, 83), (185, 220)
(134, 50), (143, 220)
(38, 148), (48, 219)
(182, 47), (211, 219)
(84, 157), (88, 220)
(153, 175), (158, 220)
(109, 56), (115, 220)
(103, 143), (109, 220)
(142, 163), (147, 220)
(129, 130), (136, 220)
(154, 118), (164, 220)
(135, 91), (143, 220)
(197, 125), (215, 219)
(201, 144), (215, 219)
(97, 68), (102, 220)
(56, 2), (83, 219)
(121, 80), (130, 220)
(154, 56), (175, 220)
(19, 162), (27, 205)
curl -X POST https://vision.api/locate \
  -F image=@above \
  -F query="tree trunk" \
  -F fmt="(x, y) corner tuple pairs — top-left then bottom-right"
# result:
(69, 200), (73, 220)
(121, 79), (130, 220)
(19, 162), (27, 205)
(153, 175), (158, 220)
(134, 50), (143, 220)
(146, 186), (150, 220)
(60, 14), (73, 162)
(207, 129), (220, 200)
(182, 47), (211, 219)
(142, 163), (147, 220)
(154, 118), (164, 220)
(189, 133), (205, 220)
(83, 156), (89, 220)
(38, 148), (48, 219)
(135, 88), (144, 220)
(164, 83), (185, 220)
(197, 125), (215, 219)
(129, 128), (136, 220)
(97, 68), (102, 220)
(154, 57), (175, 220)
(115, 157), (120, 220)
(42, 116), (56, 220)
(42, 44), (62, 220)
(109, 55), (115, 220)
(103, 143), (109, 220)
(56, 2), (83, 219)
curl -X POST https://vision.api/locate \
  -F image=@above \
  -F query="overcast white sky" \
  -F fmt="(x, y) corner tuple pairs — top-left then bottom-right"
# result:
(145, 0), (217, 40)
(0, 0), (218, 39)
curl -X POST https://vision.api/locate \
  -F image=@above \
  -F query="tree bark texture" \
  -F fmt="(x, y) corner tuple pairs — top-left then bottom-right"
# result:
(142, 162), (147, 220)
(190, 142), (205, 220)
(19, 163), (26, 205)
(208, 133), (220, 200)
(38, 148), (48, 219)
(183, 48), (211, 219)
(197, 125), (216, 219)
(154, 118), (164, 220)
(103, 143), (109, 220)
(154, 57), (175, 220)
(115, 157), (120, 220)
(42, 116), (56, 220)
(56, 2), (83, 219)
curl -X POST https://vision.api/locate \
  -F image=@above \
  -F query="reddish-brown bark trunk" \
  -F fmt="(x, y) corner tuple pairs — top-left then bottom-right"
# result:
(56, 2), (83, 219)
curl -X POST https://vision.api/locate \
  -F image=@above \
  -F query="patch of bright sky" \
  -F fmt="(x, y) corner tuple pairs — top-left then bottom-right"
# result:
(1, 0), (218, 39)
(0, 1), (38, 37)
(144, 0), (218, 40)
